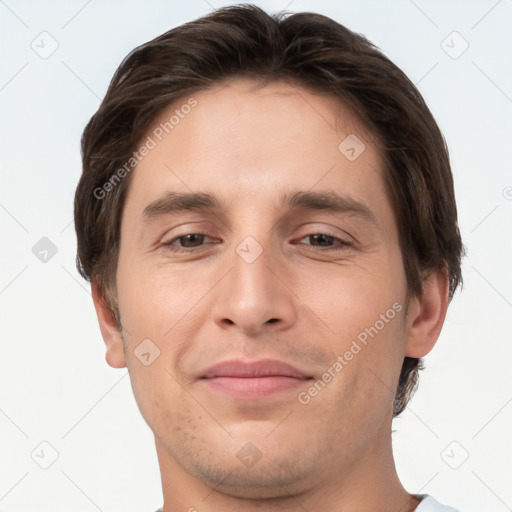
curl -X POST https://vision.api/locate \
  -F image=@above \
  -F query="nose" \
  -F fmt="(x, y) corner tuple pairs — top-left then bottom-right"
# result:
(211, 238), (297, 336)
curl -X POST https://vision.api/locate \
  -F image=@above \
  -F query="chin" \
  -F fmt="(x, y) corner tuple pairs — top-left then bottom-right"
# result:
(193, 461), (317, 500)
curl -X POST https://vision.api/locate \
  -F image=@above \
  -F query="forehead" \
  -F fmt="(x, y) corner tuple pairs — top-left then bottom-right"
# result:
(154, 77), (376, 154)
(124, 77), (389, 223)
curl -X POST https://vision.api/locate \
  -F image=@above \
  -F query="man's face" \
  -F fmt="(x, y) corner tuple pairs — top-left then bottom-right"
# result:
(112, 78), (410, 496)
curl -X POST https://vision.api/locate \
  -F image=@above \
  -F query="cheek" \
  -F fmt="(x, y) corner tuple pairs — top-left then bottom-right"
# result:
(294, 251), (406, 341)
(293, 250), (407, 398)
(115, 258), (212, 341)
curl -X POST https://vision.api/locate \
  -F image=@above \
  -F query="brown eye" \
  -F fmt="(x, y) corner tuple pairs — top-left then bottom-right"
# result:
(297, 233), (352, 250)
(162, 233), (216, 251)
(173, 234), (206, 248)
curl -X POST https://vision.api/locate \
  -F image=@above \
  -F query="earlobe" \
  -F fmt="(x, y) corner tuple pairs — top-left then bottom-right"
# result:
(404, 268), (450, 358)
(91, 280), (127, 369)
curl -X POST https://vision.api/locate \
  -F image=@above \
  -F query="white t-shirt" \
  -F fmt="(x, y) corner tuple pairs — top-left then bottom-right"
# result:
(415, 494), (460, 511)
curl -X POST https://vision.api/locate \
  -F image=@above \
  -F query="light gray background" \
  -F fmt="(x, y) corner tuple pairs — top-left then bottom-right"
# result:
(1, 1), (511, 511)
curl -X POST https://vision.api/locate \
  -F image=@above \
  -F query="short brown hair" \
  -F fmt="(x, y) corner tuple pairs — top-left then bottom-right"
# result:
(74, 4), (463, 417)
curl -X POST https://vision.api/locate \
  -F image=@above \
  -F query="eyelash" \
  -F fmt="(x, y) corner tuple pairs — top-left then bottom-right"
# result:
(161, 232), (352, 252)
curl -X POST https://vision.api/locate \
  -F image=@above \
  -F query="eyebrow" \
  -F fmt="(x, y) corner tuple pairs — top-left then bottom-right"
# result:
(141, 190), (378, 228)
(282, 190), (378, 227)
(142, 191), (220, 220)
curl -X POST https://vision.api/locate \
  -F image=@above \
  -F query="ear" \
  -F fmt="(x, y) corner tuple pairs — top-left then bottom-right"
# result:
(91, 280), (127, 368)
(404, 268), (450, 358)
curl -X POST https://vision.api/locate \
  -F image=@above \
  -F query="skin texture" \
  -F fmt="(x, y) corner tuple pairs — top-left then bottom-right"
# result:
(92, 78), (449, 512)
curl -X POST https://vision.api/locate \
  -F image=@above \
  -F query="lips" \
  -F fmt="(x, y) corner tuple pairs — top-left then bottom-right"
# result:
(201, 359), (310, 379)
(200, 359), (312, 399)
